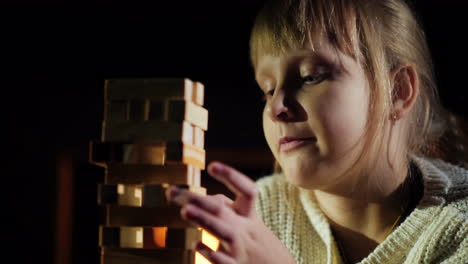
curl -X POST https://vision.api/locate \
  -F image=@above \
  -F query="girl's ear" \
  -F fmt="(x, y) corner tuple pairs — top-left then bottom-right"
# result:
(390, 64), (420, 120)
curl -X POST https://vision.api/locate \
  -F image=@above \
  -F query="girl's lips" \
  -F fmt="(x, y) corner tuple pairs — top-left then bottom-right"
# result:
(279, 137), (317, 152)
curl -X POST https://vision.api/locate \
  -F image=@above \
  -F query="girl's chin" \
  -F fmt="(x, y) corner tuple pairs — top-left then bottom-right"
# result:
(282, 166), (321, 189)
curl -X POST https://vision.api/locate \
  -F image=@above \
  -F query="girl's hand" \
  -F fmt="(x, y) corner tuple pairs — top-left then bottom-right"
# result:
(165, 161), (296, 264)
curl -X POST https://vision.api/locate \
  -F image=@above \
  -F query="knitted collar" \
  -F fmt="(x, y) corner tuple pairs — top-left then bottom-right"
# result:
(298, 156), (463, 264)
(410, 155), (452, 206)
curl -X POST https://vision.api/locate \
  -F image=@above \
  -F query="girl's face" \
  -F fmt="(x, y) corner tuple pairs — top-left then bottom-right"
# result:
(256, 42), (371, 190)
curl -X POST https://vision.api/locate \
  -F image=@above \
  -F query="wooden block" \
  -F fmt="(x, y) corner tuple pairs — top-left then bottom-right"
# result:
(119, 143), (166, 165)
(128, 100), (149, 121)
(99, 184), (143, 207)
(90, 141), (205, 169)
(106, 100), (129, 121)
(106, 99), (164, 122)
(166, 142), (205, 169)
(105, 78), (204, 106)
(192, 169), (201, 187)
(194, 82), (204, 107)
(168, 101), (208, 131)
(102, 121), (197, 145)
(105, 99), (209, 125)
(100, 227), (202, 249)
(201, 229), (220, 252)
(101, 247), (196, 264)
(98, 184), (206, 207)
(148, 100), (165, 121)
(105, 164), (201, 186)
(194, 126), (204, 149)
(103, 205), (192, 228)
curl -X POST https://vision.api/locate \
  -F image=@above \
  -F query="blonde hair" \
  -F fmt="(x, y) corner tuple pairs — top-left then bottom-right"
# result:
(250, 0), (447, 173)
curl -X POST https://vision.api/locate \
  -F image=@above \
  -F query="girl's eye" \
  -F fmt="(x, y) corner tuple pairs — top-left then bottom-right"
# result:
(301, 73), (329, 85)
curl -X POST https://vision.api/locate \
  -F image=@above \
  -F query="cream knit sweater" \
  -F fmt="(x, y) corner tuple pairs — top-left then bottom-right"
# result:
(255, 156), (468, 264)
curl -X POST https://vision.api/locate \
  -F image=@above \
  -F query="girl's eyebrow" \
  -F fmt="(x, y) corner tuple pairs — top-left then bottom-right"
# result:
(255, 49), (342, 82)
(297, 50), (336, 64)
(298, 50), (352, 76)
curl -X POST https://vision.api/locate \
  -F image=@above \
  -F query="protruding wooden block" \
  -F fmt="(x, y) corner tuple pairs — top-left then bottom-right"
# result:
(105, 78), (204, 106)
(103, 205), (191, 228)
(101, 247), (196, 264)
(193, 82), (204, 107)
(102, 121), (204, 147)
(98, 184), (206, 207)
(201, 229), (220, 252)
(100, 227), (202, 249)
(168, 101), (208, 131)
(105, 164), (201, 186)
(194, 126), (204, 149)
(90, 141), (205, 169)
(166, 142), (205, 169)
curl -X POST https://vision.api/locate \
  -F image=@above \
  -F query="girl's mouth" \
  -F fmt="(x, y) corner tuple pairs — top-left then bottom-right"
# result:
(279, 136), (317, 152)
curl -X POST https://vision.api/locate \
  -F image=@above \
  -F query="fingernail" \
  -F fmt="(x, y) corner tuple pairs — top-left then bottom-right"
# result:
(185, 205), (199, 218)
(169, 186), (180, 198)
(195, 241), (204, 251)
(197, 247), (208, 256)
(210, 163), (223, 174)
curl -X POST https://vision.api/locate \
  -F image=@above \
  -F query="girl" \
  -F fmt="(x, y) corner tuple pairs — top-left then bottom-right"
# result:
(167, 0), (468, 263)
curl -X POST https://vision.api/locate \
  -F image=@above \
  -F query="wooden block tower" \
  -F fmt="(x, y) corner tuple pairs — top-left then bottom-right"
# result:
(89, 79), (219, 264)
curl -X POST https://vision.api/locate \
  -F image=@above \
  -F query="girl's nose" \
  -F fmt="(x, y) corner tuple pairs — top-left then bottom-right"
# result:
(267, 91), (294, 122)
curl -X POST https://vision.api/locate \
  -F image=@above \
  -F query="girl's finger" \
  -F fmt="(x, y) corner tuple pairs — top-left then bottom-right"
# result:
(167, 187), (225, 216)
(182, 204), (235, 244)
(195, 241), (236, 264)
(208, 161), (257, 216)
(212, 194), (234, 207)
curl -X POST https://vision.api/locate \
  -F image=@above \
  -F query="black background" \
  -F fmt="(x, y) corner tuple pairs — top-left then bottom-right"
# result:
(6, 1), (466, 264)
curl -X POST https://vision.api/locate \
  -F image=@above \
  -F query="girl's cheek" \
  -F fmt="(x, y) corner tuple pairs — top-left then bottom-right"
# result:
(262, 109), (278, 155)
(318, 86), (369, 158)
(315, 94), (354, 154)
